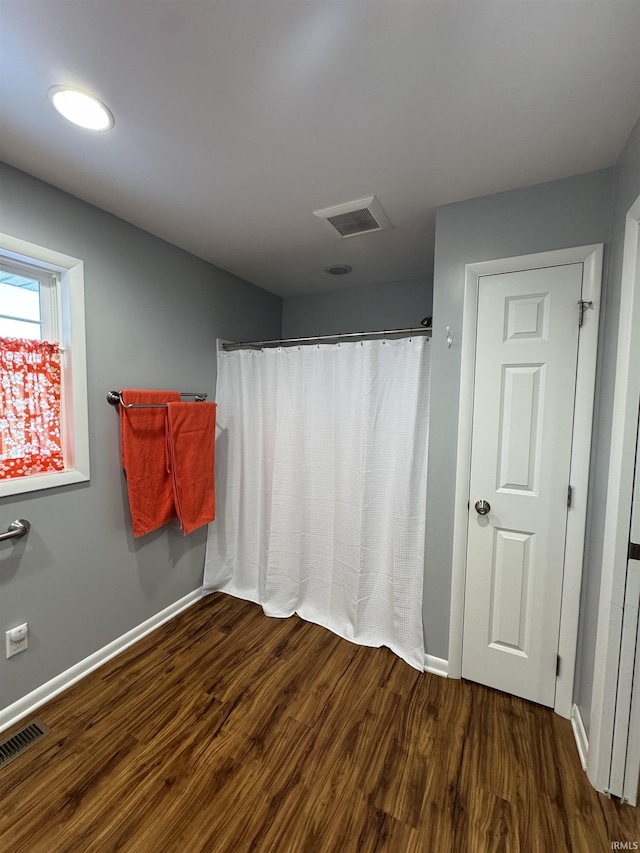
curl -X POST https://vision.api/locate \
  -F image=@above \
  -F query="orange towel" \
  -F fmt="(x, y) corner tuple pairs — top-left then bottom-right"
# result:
(166, 402), (216, 536)
(120, 390), (180, 537)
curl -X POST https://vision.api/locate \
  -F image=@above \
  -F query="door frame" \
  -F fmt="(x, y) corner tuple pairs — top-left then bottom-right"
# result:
(588, 194), (640, 799)
(448, 244), (604, 718)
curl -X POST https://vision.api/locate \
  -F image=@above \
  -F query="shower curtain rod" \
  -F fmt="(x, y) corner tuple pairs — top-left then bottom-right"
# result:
(222, 326), (432, 351)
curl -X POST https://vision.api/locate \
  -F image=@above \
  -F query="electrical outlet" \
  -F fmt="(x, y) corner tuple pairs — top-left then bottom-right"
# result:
(6, 624), (28, 658)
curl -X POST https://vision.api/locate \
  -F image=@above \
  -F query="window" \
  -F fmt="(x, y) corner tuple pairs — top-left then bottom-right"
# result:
(0, 233), (89, 497)
(0, 260), (56, 341)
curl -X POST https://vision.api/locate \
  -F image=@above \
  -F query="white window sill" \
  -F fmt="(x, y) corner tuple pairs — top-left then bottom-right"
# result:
(0, 468), (90, 498)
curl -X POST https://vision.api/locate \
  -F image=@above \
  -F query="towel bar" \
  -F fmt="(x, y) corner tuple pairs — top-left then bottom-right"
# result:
(106, 391), (208, 408)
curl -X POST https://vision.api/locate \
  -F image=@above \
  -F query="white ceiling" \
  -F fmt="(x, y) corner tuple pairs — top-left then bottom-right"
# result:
(1, 1), (639, 297)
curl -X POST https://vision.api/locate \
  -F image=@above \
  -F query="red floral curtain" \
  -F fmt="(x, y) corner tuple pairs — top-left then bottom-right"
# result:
(0, 337), (64, 480)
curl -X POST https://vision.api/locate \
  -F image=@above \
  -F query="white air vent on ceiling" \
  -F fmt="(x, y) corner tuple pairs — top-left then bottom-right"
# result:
(313, 196), (391, 239)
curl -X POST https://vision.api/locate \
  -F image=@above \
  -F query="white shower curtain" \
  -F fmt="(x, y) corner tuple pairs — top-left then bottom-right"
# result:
(204, 336), (431, 670)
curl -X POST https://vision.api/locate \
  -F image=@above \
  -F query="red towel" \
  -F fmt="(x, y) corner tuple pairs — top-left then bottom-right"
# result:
(166, 402), (216, 535)
(120, 390), (180, 537)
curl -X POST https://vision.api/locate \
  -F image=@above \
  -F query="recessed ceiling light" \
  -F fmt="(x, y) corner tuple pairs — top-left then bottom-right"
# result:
(48, 86), (114, 131)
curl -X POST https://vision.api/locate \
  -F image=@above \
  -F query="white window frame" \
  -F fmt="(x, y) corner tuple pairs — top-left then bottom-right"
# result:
(0, 232), (89, 496)
(0, 256), (57, 342)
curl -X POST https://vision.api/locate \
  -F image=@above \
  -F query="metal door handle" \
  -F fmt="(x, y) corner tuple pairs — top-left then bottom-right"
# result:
(0, 519), (31, 542)
(474, 500), (490, 516)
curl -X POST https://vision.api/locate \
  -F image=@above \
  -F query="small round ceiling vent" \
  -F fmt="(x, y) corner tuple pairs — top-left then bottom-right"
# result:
(325, 264), (352, 275)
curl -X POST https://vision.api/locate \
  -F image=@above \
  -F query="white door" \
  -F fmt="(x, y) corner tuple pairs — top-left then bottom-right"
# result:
(462, 263), (583, 706)
(609, 411), (640, 804)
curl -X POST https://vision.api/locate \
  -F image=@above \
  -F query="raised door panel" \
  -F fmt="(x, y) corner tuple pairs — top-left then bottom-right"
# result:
(488, 527), (535, 656)
(497, 364), (544, 494)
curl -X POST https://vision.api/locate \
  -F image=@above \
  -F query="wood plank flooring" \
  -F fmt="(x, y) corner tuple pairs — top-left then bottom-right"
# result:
(0, 593), (638, 852)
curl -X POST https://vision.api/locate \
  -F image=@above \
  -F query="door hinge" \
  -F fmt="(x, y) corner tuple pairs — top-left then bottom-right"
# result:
(567, 485), (573, 508)
(629, 542), (640, 561)
(556, 655), (561, 677)
(578, 300), (593, 327)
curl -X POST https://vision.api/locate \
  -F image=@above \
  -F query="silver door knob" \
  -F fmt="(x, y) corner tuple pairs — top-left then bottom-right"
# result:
(474, 500), (491, 516)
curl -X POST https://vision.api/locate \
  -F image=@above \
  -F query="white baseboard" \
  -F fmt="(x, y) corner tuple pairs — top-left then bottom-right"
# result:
(0, 588), (203, 735)
(425, 654), (448, 677)
(571, 702), (589, 771)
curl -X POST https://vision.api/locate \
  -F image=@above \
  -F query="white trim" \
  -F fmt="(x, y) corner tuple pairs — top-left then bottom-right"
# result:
(571, 703), (589, 771)
(588, 195), (640, 795)
(424, 654), (448, 678)
(448, 245), (603, 722)
(0, 588), (202, 734)
(0, 231), (89, 497)
(557, 245), (603, 718)
(622, 603), (640, 806)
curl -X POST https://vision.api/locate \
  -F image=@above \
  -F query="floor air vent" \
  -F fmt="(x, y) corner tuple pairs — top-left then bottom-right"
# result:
(313, 196), (391, 239)
(0, 719), (50, 769)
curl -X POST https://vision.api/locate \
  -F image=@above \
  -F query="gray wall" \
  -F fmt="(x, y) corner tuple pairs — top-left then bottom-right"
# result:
(427, 168), (614, 660)
(575, 117), (640, 733)
(0, 162), (281, 710)
(282, 278), (432, 338)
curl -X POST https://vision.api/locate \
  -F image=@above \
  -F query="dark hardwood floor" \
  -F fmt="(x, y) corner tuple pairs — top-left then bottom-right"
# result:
(0, 593), (638, 852)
